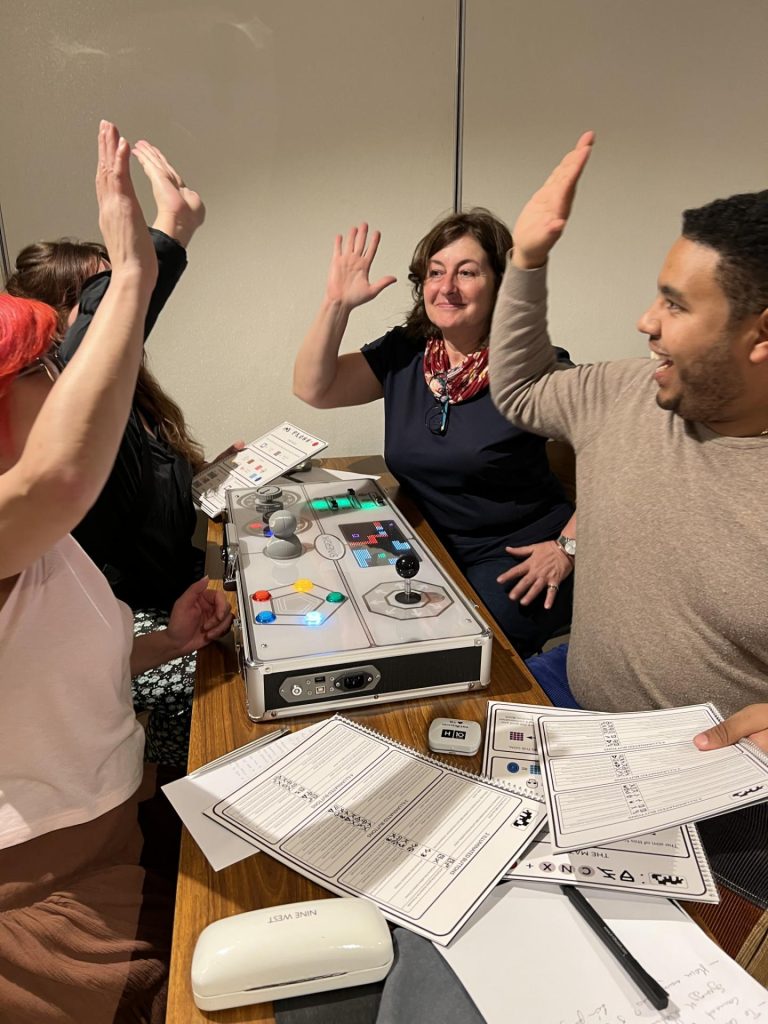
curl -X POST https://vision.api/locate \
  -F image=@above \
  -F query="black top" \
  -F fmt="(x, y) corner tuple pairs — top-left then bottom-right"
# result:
(362, 327), (572, 565)
(59, 229), (203, 610)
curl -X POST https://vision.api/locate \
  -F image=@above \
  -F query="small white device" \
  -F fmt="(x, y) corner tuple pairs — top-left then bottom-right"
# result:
(191, 897), (393, 1011)
(428, 717), (482, 756)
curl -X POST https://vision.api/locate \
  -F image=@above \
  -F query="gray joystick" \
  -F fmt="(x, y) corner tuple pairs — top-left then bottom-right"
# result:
(395, 553), (421, 605)
(265, 510), (302, 560)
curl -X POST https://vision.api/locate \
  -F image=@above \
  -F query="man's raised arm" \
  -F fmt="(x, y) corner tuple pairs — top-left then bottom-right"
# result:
(489, 132), (594, 435)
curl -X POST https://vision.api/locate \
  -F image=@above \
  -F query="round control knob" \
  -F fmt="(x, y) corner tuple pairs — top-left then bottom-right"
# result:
(256, 484), (283, 501)
(271, 511), (298, 538)
(395, 553), (421, 605)
(395, 554), (420, 579)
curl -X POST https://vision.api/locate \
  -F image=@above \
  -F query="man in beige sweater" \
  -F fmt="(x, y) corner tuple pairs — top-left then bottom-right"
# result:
(489, 132), (768, 754)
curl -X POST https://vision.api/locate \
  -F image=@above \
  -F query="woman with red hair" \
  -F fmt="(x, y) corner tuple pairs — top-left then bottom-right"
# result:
(0, 121), (230, 1024)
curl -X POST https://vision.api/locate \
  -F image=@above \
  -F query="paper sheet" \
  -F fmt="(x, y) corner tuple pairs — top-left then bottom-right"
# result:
(438, 881), (768, 1024)
(483, 701), (719, 902)
(536, 703), (768, 853)
(191, 421), (327, 517)
(205, 715), (546, 944)
(162, 725), (323, 870)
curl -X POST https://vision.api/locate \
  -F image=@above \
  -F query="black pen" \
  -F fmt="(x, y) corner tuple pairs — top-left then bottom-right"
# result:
(560, 885), (669, 1011)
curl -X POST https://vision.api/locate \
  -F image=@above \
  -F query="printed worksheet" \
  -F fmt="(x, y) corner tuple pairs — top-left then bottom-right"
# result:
(535, 703), (768, 853)
(483, 701), (719, 902)
(205, 716), (546, 945)
(191, 421), (327, 517)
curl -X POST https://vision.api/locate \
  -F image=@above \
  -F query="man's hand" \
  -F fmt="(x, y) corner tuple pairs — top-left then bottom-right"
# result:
(694, 704), (768, 754)
(512, 131), (595, 270)
(497, 541), (573, 610)
(133, 139), (205, 248)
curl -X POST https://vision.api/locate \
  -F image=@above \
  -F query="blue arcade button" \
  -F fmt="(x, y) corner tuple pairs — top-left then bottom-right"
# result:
(255, 611), (277, 624)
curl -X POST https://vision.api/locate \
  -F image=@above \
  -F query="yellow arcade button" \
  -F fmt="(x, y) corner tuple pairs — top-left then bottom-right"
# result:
(293, 578), (313, 593)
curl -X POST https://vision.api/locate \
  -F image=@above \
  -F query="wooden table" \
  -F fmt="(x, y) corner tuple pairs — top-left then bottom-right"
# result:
(166, 456), (548, 1022)
(166, 456), (768, 1021)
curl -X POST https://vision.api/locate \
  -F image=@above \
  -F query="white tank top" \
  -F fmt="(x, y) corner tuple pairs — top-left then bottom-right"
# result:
(0, 535), (144, 849)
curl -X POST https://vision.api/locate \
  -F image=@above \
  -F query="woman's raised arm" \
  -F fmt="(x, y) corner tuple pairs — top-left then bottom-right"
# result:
(293, 223), (394, 409)
(0, 121), (157, 578)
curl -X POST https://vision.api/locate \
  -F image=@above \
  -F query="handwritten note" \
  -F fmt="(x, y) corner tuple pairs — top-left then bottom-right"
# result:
(438, 882), (767, 1023)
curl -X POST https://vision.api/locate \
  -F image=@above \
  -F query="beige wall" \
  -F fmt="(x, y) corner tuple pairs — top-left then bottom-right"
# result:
(3, 1), (768, 455)
(1, 0), (456, 457)
(462, 0), (768, 365)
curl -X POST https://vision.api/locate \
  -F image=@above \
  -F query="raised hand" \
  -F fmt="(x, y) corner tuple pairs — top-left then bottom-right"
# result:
(95, 121), (157, 286)
(133, 139), (205, 248)
(325, 223), (397, 311)
(512, 131), (595, 270)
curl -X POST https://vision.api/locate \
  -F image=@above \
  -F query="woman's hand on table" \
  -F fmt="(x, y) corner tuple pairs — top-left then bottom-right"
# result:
(511, 131), (594, 270)
(498, 541), (573, 610)
(325, 223), (396, 311)
(694, 704), (768, 755)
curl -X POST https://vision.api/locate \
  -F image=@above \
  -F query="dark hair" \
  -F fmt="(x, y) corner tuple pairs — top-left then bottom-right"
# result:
(5, 240), (108, 332)
(404, 207), (512, 340)
(682, 191), (768, 323)
(5, 239), (204, 471)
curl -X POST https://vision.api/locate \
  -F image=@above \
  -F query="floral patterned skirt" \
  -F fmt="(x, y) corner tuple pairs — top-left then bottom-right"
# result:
(132, 609), (194, 767)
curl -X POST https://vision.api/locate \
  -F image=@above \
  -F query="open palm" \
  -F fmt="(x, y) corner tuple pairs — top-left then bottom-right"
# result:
(326, 223), (396, 310)
(513, 131), (595, 269)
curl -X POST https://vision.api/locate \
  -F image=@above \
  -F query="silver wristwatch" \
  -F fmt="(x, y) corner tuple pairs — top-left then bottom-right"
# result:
(556, 534), (576, 557)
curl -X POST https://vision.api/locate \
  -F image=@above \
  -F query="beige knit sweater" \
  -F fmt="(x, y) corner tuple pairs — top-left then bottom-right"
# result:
(489, 260), (768, 718)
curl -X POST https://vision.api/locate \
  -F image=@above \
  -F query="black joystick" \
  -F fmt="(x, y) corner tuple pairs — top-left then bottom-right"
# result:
(395, 553), (421, 605)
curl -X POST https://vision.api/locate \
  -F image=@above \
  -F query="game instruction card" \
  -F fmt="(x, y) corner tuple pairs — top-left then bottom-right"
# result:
(535, 703), (768, 854)
(483, 701), (719, 902)
(205, 715), (546, 945)
(192, 421), (327, 517)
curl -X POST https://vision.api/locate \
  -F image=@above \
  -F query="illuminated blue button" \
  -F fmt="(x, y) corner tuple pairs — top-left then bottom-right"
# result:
(304, 611), (323, 625)
(263, 528), (273, 538)
(255, 611), (276, 624)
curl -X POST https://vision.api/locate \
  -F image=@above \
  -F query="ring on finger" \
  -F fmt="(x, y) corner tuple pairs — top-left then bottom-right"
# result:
(546, 583), (559, 591)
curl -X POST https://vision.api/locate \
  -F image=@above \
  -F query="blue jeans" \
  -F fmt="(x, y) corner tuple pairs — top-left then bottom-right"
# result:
(525, 642), (581, 709)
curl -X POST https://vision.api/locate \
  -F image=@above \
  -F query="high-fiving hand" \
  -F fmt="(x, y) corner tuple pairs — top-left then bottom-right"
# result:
(133, 139), (205, 248)
(95, 121), (157, 287)
(512, 131), (595, 270)
(325, 223), (397, 312)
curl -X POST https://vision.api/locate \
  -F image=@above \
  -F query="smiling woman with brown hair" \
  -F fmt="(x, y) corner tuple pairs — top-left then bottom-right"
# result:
(293, 210), (576, 658)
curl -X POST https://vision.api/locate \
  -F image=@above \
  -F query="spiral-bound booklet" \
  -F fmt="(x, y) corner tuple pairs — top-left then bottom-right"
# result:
(205, 715), (545, 945)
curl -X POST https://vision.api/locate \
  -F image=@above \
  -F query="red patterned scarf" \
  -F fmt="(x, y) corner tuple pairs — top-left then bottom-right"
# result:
(422, 336), (489, 404)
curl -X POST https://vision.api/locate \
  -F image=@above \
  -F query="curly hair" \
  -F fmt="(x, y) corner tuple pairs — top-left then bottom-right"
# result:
(682, 191), (768, 324)
(404, 208), (512, 341)
(5, 238), (204, 471)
